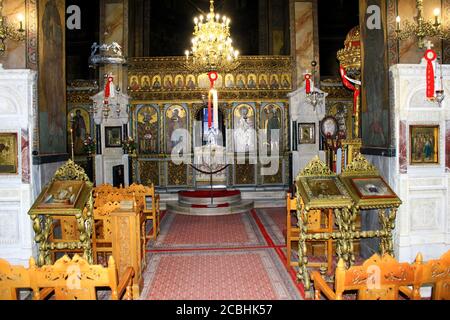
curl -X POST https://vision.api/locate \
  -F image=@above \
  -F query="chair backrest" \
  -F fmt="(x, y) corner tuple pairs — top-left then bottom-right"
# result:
(335, 254), (415, 300)
(0, 259), (31, 300)
(31, 254), (120, 300)
(413, 250), (450, 300)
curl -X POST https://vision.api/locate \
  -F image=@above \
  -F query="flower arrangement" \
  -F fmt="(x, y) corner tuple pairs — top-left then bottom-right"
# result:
(122, 136), (136, 154)
(83, 135), (96, 155)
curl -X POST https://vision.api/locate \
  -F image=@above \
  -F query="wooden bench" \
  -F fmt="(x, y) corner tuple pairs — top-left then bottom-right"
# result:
(31, 254), (134, 300)
(311, 253), (416, 300)
(1, 255), (134, 300)
(400, 250), (450, 300)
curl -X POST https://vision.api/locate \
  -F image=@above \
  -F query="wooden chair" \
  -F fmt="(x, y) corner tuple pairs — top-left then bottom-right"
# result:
(0, 258), (33, 300)
(286, 193), (333, 272)
(31, 254), (134, 300)
(311, 253), (416, 300)
(92, 201), (121, 265)
(400, 250), (450, 300)
(127, 183), (160, 240)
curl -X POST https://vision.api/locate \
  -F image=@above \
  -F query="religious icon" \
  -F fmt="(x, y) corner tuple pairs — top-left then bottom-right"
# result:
(0, 133), (18, 174)
(409, 125), (439, 164)
(129, 76), (140, 90)
(262, 104), (281, 150)
(281, 74), (291, 88)
(350, 177), (396, 199)
(163, 75), (173, 90)
(259, 75), (268, 89)
(37, 180), (85, 209)
(225, 74), (234, 88)
(141, 76), (151, 90)
(234, 104), (255, 152)
(198, 74), (210, 88)
(247, 74), (257, 89)
(166, 105), (187, 153)
(137, 105), (159, 154)
(305, 177), (343, 198)
(152, 76), (162, 89)
(186, 75), (196, 89)
(298, 123), (315, 144)
(175, 75), (184, 89)
(236, 74), (246, 88)
(270, 75), (280, 89)
(320, 116), (338, 138)
(105, 126), (122, 148)
(68, 108), (90, 155)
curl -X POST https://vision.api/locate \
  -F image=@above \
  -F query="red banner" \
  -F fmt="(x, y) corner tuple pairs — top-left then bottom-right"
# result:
(104, 76), (113, 104)
(424, 49), (437, 99)
(207, 72), (218, 128)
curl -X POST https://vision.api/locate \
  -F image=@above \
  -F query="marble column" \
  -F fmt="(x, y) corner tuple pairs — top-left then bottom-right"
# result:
(292, 0), (317, 89)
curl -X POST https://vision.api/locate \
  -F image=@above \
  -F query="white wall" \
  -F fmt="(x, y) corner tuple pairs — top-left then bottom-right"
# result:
(0, 65), (36, 266)
(390, 63), (450, 262)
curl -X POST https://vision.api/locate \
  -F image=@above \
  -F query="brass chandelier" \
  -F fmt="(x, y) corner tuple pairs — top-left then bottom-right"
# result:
(395, 0), (450, 49)
(185, 0), (240, 74)
(0, 0), (25, 55)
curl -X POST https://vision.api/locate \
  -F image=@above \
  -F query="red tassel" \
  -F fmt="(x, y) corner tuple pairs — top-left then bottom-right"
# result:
(304, 74), (311, 94)
(424, 49), (437, 99)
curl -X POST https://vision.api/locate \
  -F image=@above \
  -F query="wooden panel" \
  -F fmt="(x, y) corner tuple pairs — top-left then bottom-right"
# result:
(360, 0), (390, 150)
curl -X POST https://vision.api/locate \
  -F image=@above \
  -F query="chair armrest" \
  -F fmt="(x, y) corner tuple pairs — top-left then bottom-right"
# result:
(311, 271), (336, 300)
(117, 266), (135, 300)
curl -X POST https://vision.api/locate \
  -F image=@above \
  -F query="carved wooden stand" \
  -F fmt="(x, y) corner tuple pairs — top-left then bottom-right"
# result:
(28, 160), (94, 266)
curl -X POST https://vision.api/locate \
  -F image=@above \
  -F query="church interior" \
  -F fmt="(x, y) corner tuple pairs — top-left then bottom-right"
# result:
(0, 0), (449, 301)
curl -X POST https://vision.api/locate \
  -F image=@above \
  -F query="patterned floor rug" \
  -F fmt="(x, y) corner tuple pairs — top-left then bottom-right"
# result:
(148, 211), (267, 249)
(254, 208), (286, 246)
(140, 248), (302, 300)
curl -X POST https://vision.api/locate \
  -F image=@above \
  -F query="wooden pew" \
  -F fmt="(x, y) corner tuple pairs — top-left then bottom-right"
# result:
(311, 253), (416, 300)
(31, 254), (134, 300)
(400, 250), (450, 300)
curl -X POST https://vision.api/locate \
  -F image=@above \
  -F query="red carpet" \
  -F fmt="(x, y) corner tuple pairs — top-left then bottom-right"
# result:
(141, 249), (301, 300)
(142, 207), (305, 300)
(149, 211), (266, 249)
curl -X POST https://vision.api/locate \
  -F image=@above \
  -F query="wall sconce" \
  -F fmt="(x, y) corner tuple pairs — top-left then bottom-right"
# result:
(0, 0), (26, 56)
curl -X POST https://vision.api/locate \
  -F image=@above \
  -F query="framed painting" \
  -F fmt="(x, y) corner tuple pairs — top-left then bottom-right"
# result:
(303, 176), (344, 198)
(36, 180), (85, 209)
(409, 125), (439, 165)
(350, 177), (396, 199)
(0, 133), (18, 174)
(298, 123), (315, 144)
(105, 126), (122, 148)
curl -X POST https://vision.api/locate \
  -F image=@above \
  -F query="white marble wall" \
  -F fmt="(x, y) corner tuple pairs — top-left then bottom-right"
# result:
(390, 63), (450, 263)
(0, 65), (36, 266)
(288, 86), (327, 177)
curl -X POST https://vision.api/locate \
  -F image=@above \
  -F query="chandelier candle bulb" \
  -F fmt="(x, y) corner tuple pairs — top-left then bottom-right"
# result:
(434, 8), (440, 26)
(396, 16), (401, 31)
